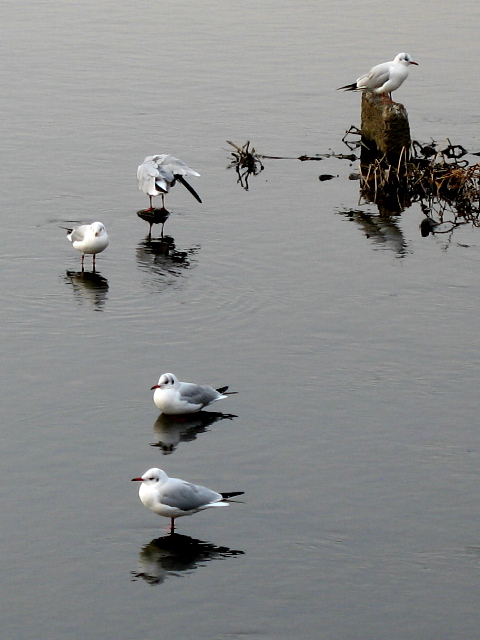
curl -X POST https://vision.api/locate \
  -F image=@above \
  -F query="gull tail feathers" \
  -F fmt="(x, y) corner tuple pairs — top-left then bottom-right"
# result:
(337, 82), (358, 92)
(216, 386), (238, 395)
(221, 491), (244, 500)
(177, 175), (202, 203)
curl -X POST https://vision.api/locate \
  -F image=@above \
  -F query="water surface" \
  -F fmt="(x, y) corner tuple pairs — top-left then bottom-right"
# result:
(2, 2), (480, 639)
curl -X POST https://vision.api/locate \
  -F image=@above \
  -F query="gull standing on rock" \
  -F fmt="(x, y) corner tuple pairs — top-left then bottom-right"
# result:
(63, 221), (109, 271)
(151, 372), (236, 415)
(132, 467), (244, 533)
(337, 53), (418, 102)
(137, 154), (202, 211)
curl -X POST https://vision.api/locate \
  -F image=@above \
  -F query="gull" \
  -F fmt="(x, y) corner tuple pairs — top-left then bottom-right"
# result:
(137, 154), (202, 211)
(132, 467), (244, 533)
(151, 372), (237, 415)
(337, 53), (418, 102)
(63, 221), (109, 271)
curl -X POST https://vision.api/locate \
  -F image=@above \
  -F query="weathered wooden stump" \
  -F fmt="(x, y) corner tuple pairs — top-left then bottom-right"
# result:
(360, 92), (411, 166)
(358, 93), (413, 214)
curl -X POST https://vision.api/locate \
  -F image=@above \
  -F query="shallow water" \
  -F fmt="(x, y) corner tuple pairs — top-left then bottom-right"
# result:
(2, 2), (480, 639)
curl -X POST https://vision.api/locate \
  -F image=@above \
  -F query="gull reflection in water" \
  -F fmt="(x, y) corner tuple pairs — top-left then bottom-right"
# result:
(131, 533), (244, 585)
(151, 412), (238, 454)
(64, 270), (109, 311)
(137, 207), (170, 240)
(136, 235), (200, 293)
(339, 209), (407, 257)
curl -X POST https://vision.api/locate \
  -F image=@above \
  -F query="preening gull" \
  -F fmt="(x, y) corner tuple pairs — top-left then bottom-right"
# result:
(137, 154), (202, 211)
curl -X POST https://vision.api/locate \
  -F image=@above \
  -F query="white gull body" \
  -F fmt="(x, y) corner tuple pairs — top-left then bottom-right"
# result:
(338, 52), (418, 99)
(65, 221), (109, 269)
(151, 372), (234, 415)
(137, 154), (202, 210)
(132, 467), (243, 533)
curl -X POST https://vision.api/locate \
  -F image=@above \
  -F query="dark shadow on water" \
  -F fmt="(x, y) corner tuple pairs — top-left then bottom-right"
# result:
(338, 209), (408, 257)
(136, 235), (200, 293)
(151, 412), (238, 454)
(419, 216), (459, 238)
(63, 270), (109, 311)
(131, 533), (244, 585)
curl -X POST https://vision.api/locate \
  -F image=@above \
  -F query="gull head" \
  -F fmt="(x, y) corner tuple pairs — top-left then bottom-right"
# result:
(132, 468), (168, 485)
(91, 221), (106, 237)
(151, 372), (179, 391)
(395, 52), (418, 66)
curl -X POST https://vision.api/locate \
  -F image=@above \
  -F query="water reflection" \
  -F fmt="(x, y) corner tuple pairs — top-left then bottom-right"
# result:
(63, 270), (109, 311)
(136, 207), (170, 239)
(136, 236), (200, 292)
(339, 209), (407, 257)
(465, 545), (480, 565)
(151, 412), (238, 454)
(131, 533), (244, 585)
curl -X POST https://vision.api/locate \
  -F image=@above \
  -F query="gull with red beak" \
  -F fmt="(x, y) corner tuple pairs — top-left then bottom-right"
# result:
(337, 52), (418, 102)
(151, 372), (236, 415)
(132, 467), (244, 533)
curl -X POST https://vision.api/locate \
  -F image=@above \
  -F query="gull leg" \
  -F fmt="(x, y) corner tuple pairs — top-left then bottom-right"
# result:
(92, 254), (96, 272)
(81, 253), (85, 272)
(148, 195), (153, 211)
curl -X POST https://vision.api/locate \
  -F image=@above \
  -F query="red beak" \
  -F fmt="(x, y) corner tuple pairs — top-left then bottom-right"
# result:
(410, 61), (419, 65)
(131, 477), (144, 482)
(150, 384), (161, 390)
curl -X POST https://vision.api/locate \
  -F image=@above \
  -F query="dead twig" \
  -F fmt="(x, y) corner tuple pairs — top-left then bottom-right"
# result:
(226, 140), (265, 191)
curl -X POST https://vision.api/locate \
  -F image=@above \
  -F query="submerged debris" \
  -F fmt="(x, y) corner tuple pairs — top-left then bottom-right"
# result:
(343, 128), (480, 227)
(227, 140), (355, 190)
(227, 135), (480, 236)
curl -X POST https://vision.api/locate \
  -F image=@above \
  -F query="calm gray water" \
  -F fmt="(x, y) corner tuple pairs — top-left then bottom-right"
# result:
(2, 2), (480, 639)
